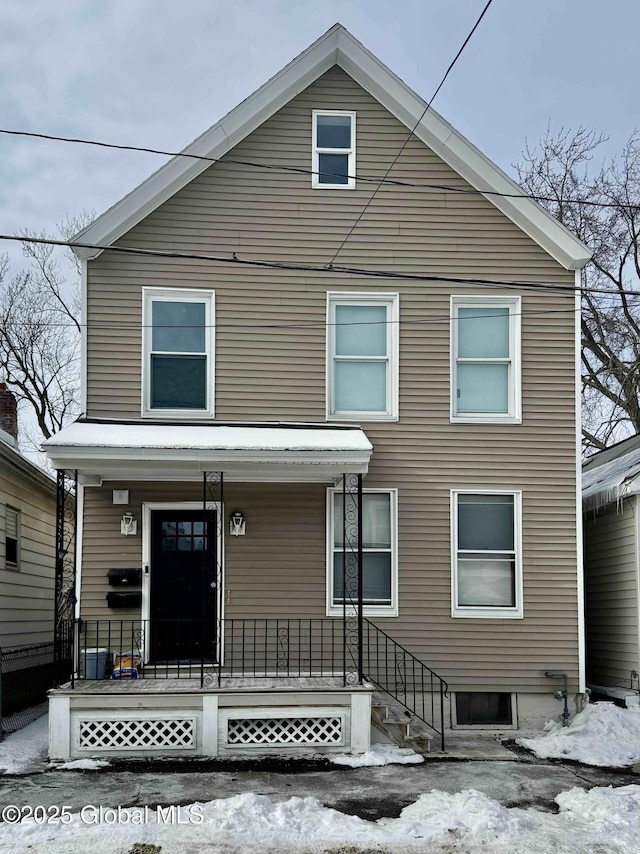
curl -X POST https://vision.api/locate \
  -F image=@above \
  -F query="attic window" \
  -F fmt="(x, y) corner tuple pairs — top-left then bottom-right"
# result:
(312, 111), (355, 189)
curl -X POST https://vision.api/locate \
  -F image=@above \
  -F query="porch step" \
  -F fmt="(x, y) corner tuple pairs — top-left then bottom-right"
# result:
(371, 703), (433, 754)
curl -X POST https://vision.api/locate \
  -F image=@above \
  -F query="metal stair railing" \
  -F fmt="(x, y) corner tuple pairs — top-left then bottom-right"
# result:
(363, 618), (449, 751)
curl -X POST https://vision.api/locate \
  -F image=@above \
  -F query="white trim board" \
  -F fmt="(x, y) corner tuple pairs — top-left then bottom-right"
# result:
(71, 24), (591, 271)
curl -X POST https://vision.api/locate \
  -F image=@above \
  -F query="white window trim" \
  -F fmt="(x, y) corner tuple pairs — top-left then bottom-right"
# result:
(326, 487), (398, 618)
(450, 295), (521, 424)
(326, 291), (399, 422)
(4, 506), (20, 571)
(312, 110), (356, 189)
(450, 489), (523, 619)
(142, 287), (215, 419)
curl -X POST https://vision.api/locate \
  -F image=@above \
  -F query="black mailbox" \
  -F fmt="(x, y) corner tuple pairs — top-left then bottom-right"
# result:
(108, 568), (141, 587)
(106, 591), (142, 609)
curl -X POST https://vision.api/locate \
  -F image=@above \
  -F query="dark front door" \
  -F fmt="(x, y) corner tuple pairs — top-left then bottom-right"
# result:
(150, 510), (217, 662)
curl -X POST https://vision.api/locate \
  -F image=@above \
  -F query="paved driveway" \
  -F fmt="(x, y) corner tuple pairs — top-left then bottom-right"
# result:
(0, 754), (637, 820)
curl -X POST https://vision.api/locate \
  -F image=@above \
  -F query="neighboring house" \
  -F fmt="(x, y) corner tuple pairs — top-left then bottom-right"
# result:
(0, 384), (57, 721)
(582, 434), (640, 707)
(44, 24), (591, 761)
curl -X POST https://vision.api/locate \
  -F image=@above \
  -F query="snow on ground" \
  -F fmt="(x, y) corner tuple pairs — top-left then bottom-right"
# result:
(330, 742), (424, 767)
(51, 758), (111, 771)
(518, 701), (640, 767)
(1, 786), (640, 854)
(0, 715), (48, 774)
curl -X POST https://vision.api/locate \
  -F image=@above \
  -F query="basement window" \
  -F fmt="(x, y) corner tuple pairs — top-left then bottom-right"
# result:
(455, 692), (513, 726)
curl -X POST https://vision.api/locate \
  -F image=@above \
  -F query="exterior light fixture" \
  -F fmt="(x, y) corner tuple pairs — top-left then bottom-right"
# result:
(120, 513), (138, 536)
(229, 511), (246, 537)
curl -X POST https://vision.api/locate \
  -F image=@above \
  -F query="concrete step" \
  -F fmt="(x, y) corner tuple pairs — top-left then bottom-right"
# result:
(371, 703), (433, 753)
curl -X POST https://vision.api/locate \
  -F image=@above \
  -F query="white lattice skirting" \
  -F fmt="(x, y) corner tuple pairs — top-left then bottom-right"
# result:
(50, 691), (371, 759)
(76, 716), (197, 752)
(227, 715), (343, 746)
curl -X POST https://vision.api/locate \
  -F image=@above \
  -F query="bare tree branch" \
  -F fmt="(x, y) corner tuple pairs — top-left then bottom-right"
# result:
(514, 128), (640, 455)
(0, 213), (94, 442)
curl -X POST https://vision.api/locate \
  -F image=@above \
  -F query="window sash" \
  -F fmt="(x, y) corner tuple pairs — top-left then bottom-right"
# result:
(5, 507), (18, 567)
(328, 489), (397, 613)
(6, 507), (18, 539)
(142, 289), (214, 417)
(327, 295), (397, 418)
(452, 491), (521, 616)
(312, 111), (355, 188)
(451, 298), (519, 420)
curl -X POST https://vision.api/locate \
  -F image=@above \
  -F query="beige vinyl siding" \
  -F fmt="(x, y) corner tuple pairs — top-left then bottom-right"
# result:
(584, 498), (640, 689)
(82, 66), (579, 691)
(0, 452), (56, 647)
(81, 482), (326, 622)
(81, 474), (577, 692)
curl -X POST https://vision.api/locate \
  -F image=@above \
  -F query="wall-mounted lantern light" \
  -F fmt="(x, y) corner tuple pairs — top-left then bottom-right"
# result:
(120, 513), (138, 536)
(229, 511), (246, 537)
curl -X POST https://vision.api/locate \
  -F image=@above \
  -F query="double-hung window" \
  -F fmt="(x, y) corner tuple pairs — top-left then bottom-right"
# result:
(327, 488), (398, 616)
(451, 491), (522, 618)
(451, 296), (521, 423)
(312, 111), (356, 188)
(142, 288), (215, 417)
(327, 293), (399, 421)
(4, 506), (19, 569)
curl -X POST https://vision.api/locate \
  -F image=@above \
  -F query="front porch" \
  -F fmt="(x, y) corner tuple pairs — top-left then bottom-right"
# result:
(49, 676), (372, 761)
(44, 420), (447, 759)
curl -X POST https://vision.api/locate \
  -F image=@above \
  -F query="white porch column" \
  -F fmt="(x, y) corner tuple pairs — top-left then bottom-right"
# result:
(201, 694), (219, 756)
(350, 691), (371, 754)
(49, 695), (71, 760)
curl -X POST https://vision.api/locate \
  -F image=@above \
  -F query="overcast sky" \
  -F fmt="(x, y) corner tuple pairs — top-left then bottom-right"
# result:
(0, 0), (638, 457)
(1, 0), (637, 252)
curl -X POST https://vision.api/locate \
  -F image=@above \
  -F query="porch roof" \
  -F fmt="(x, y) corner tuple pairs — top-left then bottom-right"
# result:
(43, 419), (373, 482)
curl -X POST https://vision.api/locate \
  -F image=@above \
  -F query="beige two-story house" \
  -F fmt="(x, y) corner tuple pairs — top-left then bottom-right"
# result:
(44, 24), (591, 761)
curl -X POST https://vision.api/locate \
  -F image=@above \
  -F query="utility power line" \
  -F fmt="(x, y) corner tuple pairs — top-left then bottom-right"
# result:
(329, 0), (496, 265)
(1, 232), (639, 299)
(2, 305), (583, 331)
(1, 130), (635, 211)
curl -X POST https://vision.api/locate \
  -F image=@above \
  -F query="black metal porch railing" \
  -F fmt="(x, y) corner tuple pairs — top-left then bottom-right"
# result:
(362, 618), (449, 751)
(69, 618), (355, 686)
(62, 617), (448, 749)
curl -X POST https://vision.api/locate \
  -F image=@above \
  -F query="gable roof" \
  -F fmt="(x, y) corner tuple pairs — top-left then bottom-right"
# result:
(73, 23), (591, 271)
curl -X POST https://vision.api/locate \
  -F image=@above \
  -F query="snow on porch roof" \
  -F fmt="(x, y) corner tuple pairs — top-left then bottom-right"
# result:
(42, 420), (373, 480)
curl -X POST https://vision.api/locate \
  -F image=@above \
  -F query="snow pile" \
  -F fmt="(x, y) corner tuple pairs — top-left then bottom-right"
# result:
(330, 742), (424, 767)
(518, 702), (640, 767)
(0, 715), (48, 774)
(387, 787), (532, 839)
(52, 758), (111, 771)
(2, 786), (640, 854)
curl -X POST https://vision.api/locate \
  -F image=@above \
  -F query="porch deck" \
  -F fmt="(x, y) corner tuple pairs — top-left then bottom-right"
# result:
(53, 675), (351, 693)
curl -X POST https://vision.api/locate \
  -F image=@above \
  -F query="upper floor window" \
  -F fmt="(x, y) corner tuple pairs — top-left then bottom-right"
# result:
(312, 111), (356, 188)
(142, 288), (215, 418)
(4, 506), (19, 570)
(327, 292), (399, 421)
(451, 296), (521, 423)
(451, 491), (523, 619)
